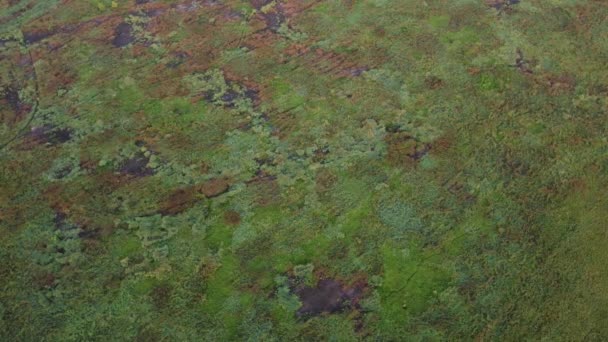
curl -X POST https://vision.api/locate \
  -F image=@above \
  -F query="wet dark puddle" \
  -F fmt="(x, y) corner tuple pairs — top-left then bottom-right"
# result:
(202, 79), (259, 109)
(487, 0), (520, 10)
(24, 125), (72, 147)
(112, 22), (135, 48)
(2, 85), (29, 119)
(295, 279), (366, 317)
(119, 152), (155, 177)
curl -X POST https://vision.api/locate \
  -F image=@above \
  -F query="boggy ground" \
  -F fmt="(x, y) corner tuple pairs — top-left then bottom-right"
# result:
(1, 0), (607, 340)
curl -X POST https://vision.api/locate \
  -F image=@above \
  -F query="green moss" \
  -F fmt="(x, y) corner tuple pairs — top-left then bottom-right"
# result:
(428, 15), (450, 29)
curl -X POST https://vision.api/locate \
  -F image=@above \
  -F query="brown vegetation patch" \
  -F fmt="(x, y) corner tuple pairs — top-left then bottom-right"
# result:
(199, 177), (230, 198)
(159, 186), (199, 216)
(223, 210), (241, 225)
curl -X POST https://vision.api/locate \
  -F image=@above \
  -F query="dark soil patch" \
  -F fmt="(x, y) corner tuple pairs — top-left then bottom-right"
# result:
(513, 48), (533, 74)
(244, 88), (260, 104)
(199, 74), (259, 109)
(261, 11), (285, 32)
(78, 228), (101, 239)
(112, 22), (135, 48)
(53, 210), (82, 232)
(21, 125), (72, 148)
(165, 51), (190, 68)
(51, 165), (74, 180)
(312, 146), (330, 164)
(219, 89), (240, 105)
(23, 30), (55, 45)
(1, 85), (29, 120)
(251, 0), (273, 10)
(252, 1), (286, 32)
(145, 8), (166, 18)
(347, 66), (369, 77)
(119, 152), (155, 177)
(295, 278), (366, 317)
(53, 211), (68, 228)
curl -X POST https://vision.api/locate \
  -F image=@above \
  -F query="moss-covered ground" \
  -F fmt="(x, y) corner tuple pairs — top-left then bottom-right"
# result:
(1, 0), (607, 340)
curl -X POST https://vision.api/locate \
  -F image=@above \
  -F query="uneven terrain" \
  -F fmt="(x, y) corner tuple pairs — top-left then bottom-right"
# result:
(1, 0), (607, 340)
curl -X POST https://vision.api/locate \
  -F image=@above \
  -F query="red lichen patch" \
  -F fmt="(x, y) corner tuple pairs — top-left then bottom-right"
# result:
(198, 178), (230, 198)
(144, 66), (192, 99)
(284, 43), (310, 58)
(158, 186), (200, 216)
(290, 47), (370, 78)
(223, 210), (241, 225)
(242, 29), (281, 52)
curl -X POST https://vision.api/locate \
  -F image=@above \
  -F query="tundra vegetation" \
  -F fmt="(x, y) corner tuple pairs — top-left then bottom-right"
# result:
(1, 0), (607, 340)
